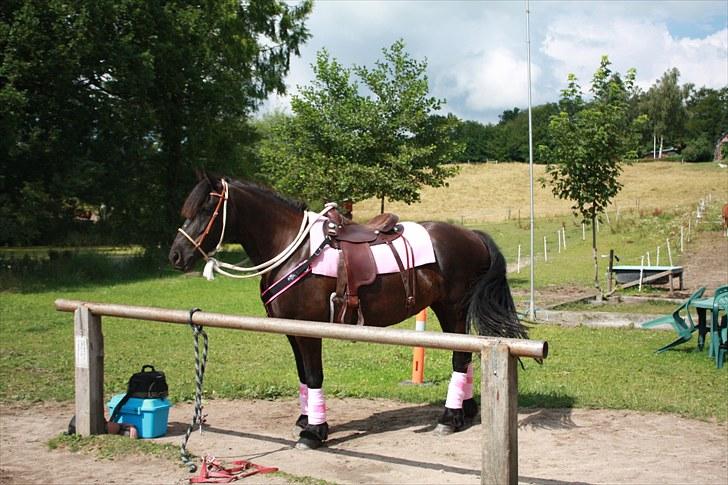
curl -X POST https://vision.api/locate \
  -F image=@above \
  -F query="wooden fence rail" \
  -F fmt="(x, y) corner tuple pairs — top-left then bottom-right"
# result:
(55, 298), (548, 485)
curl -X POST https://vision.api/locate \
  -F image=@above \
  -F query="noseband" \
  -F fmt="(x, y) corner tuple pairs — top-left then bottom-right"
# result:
(177, 179), (229, 261)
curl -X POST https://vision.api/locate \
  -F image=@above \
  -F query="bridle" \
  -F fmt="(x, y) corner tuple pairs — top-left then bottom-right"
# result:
(177, 179), (230, 261)
(176, 177), (338, 280)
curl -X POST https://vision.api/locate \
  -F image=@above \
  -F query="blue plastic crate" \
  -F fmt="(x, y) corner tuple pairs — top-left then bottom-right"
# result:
(107, 394), (171, 438)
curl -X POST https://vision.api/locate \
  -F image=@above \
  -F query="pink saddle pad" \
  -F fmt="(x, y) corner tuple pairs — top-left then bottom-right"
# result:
(308, 213), (436, 277)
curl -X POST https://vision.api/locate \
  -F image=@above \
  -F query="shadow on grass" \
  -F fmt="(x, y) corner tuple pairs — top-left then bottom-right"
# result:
(0, 248), (248, 293)
(519, 391), (577, 413)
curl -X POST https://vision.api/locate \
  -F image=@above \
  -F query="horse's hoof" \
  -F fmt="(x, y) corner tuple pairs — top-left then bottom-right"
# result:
(295, 422), (328, 450)
(433, 423), (456, 436)
(438, 407), (465, 432)
(293, 414), (308, 437)
(463, 398), (479, 419)
(295, 436), (322, 450)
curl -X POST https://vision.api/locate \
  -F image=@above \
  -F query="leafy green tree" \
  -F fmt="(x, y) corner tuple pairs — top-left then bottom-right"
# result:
(641, 68), (688, 158)
(684, 86), (728, 147)
(540, 56), (645, 291)
(259, 40), (460, 213)
(450, 119), (498, 162)
(1, 0), (311, 245)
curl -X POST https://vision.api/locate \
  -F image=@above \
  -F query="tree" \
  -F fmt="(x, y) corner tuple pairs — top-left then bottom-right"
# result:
(540, 56), (645, 291)
(450, 119), (498, 163)
(258, 40), (461, 213)
(0, 0), (311, 245)
(684, 86), (728, 146)
(641, 68), (687, 158)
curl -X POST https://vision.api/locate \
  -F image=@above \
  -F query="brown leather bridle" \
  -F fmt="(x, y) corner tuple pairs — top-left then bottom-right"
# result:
(177, 179), (229, 260)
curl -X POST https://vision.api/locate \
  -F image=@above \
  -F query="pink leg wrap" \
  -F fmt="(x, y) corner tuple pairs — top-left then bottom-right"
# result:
(299, 383), (308, 415)
(307, 388), (327, 425)
(464, 363), (474, 400)
(445, 371), (468, 409)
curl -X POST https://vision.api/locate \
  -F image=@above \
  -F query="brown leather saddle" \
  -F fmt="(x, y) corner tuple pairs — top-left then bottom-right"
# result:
(324, 211), (415, 324)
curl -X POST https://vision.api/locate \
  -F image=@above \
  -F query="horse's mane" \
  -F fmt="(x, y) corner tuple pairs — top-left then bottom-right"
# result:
(180, 175), (307, 220)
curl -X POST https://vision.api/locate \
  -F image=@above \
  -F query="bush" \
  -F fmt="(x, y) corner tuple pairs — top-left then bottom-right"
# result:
(681, 137), (713, 162)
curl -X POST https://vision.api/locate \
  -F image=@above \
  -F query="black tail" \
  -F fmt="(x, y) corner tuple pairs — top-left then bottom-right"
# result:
(465, 230), (528, 339)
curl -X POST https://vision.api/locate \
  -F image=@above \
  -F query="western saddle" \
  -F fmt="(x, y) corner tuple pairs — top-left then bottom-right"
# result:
(324, 211), (415, 325)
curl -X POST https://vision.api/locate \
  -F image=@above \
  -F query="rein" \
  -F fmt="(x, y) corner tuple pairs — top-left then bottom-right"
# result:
(178, 180), (337, 280)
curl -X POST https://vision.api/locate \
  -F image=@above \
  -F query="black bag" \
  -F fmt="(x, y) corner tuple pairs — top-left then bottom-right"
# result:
(109, 365), (168, 423)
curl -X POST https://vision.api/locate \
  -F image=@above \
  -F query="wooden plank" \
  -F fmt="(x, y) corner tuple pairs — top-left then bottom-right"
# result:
(74, 306), (105, 435)
(617, 269), (676, 290)
(480, 343), (518, 485)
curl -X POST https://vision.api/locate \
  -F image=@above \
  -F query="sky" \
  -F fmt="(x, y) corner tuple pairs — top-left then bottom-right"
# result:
(264, 0), (728, 124)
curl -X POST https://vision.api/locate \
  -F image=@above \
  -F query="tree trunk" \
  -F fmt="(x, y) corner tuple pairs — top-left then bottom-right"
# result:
(591, 214), (601, 292)
(653, 133), (656, 159)
(658, 136), (664, 159)
(380, 195), (385, 215)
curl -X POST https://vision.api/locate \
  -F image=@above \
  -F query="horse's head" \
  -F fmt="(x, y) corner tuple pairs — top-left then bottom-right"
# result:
(169, 174), (229, 271)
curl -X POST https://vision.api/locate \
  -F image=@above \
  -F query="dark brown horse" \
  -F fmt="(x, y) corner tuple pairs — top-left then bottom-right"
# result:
(169, 175), (526, 449)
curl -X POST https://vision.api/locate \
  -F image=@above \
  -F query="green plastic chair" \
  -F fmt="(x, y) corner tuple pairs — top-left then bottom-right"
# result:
(708, 286), (728, 368)
(642, 287), (705, 353)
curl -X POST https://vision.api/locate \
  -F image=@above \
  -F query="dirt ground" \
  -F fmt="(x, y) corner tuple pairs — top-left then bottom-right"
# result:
(1, 231), (726, 485)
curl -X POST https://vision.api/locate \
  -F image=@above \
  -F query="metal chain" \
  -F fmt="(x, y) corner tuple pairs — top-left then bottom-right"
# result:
(180, 308), (208, 472)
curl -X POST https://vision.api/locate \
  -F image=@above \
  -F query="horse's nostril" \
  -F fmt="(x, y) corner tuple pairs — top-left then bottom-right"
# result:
(170, 250), (182, 266)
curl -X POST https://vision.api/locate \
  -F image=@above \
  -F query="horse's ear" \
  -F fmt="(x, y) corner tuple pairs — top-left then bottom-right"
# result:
(194, 169), (218, 190)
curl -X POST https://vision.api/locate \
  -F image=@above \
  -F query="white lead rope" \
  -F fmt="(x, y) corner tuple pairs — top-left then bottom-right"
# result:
(201, 203), (337, 281)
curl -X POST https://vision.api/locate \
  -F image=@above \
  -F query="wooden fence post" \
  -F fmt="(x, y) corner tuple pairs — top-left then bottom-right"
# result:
(74, 306), (105, 436)
(481, 343), (518, 485)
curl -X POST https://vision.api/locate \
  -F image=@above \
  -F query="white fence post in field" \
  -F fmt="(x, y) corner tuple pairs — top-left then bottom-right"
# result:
(74, 306), (105, 436)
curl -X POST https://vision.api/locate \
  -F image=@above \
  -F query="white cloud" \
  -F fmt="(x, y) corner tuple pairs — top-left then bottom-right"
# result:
(261, 1), (727, 123)
(444, 48), (540, 111)
(542, 16), (727, 92)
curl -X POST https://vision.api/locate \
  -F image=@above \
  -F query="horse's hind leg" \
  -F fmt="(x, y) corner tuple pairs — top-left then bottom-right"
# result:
(431, 303), (479, 435)
(287, 336), (309, 431)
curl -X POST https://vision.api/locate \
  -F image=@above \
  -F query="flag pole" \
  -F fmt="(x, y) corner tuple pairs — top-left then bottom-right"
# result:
(526, 0), (536, 320)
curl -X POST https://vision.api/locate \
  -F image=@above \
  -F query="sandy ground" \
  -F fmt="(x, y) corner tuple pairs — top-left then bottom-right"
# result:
(1, 231), (726, 485)
(1, 399), (727, 485)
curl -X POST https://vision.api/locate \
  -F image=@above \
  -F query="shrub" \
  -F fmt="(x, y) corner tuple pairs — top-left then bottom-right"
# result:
(681, 137), (713, 162)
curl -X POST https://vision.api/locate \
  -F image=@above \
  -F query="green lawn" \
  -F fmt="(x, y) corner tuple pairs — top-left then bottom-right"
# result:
(1, 260), (726, 422)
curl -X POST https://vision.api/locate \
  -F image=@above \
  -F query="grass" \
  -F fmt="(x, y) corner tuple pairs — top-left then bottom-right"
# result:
(1, 161), (726, 428)
(552, 299), (677, 315)
(1, 260), (726, 422)
(48, 431), (181, 461)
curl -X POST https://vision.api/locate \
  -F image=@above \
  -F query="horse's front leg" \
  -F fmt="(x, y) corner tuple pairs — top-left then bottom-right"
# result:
(294, 336), (329, 449)
(286, 336), (309, 432)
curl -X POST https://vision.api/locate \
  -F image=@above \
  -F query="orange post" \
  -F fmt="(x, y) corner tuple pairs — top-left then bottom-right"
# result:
(411, 309), (427, 384)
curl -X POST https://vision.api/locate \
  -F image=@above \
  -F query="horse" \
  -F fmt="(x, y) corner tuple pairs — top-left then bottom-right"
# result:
(722, 203), (728, 233)
(169, 174), (527, 449)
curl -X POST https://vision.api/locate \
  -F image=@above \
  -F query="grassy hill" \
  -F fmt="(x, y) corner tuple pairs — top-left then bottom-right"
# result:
(354, 161), (728, 224)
